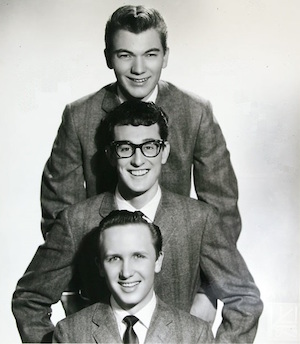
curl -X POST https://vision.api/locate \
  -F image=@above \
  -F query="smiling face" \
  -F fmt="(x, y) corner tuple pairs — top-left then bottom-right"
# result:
(99, 223), (164, 313)
(105, 28), (169, 101)
(108, 123), (170, 208)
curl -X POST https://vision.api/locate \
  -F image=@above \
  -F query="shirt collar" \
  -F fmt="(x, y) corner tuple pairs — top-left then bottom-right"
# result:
(111, 292), (157, 330)
(117, 85), (158, 104)
(115, 186), (161, 222)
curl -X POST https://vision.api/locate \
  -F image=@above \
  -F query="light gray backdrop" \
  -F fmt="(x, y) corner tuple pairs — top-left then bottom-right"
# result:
(1, 0), (299, 343)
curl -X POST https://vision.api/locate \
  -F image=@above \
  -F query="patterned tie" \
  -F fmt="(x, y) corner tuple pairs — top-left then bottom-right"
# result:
(123, 315), (139, 344)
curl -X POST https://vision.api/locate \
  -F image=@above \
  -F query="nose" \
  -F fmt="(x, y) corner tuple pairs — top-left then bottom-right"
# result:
(130, 147), (145, 167)
(131, 56), (146, 75)
(120, 259), (133, 279)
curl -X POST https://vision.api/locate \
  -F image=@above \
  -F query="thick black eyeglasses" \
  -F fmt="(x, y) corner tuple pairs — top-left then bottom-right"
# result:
(110, 140), (165, 158)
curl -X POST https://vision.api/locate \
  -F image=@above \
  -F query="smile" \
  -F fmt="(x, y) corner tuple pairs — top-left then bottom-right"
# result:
(128, 77), (150, 84)
(119, 281), (140, 288)
(130, 169), (149, 176)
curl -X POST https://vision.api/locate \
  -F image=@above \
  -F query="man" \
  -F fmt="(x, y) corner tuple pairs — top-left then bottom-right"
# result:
(12, 101), (263, 343)
(52, 210), (214, 343)
(41, 5), (241, 244)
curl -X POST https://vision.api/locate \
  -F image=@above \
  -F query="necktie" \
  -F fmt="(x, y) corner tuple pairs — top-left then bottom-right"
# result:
(123, 315), (139, 344)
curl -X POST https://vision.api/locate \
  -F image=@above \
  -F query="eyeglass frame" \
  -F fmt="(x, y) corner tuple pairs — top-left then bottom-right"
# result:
(109, 139), (166, 158)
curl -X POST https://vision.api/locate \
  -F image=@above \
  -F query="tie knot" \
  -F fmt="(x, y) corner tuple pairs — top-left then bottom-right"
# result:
(123, 315), (139, 327)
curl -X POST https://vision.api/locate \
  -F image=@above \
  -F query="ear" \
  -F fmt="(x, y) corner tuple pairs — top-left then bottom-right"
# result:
(105, 146), (117, 167)
(104, 49), (113, 69)
(95, 257), (105, 277)
(162, 47), (169, 69)
(154, 251), (164, 273)
(161, 141), (170, 165)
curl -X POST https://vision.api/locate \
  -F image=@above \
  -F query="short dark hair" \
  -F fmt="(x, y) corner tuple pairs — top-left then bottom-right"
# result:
(96, 210), (163, 259)
(103, 100), (169, 145)
(105, 5), (168, 54)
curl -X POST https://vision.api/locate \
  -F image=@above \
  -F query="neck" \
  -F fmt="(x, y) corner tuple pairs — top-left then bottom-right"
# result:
(118, 183), (159, 209)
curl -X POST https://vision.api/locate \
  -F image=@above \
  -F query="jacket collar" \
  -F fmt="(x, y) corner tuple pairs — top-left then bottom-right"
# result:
(144, 297), (176, 343)
(92, 303), (122, 343)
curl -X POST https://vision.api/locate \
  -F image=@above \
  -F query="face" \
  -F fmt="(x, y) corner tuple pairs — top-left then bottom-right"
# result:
(105, 29), (169, 100)
(108, 123), (170, 207)
(99, 223), (164, 313)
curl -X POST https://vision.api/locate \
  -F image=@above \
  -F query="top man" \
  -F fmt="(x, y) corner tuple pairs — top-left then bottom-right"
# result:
(41, 5), (241, 246)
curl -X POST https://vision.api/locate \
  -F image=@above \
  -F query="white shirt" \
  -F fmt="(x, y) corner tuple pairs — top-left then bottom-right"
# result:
(111, 292), (157, 344)
(115, 186), (161, 222)
(117, 85), (158, 104)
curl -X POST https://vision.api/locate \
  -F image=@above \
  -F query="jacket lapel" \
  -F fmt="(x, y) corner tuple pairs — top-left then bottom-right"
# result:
(101, 83), (121, 114)
(98, 192), (117, 219)
(154, 188), (177, 247)
(92, 303), (122, 344)
(145, 297), (176, 344)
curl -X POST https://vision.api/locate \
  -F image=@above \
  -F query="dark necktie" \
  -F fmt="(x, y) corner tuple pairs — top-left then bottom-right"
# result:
(123, 315), (139, 344)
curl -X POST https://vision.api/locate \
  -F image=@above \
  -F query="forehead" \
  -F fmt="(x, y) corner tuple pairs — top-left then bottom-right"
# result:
(100, 223), (155, 253)
(113, 123), (161, 142)
(111, 28), (163, 53)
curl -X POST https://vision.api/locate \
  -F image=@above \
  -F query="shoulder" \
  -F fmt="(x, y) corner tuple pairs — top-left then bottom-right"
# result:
(57, 192), (114, 232)
(158, 81), (211, 108)
(161, 188), (217, 216)
(61, 193), (107, 216)
(67, 83), (115, 109)
(156, 298), (213, 341)
(54, 303), (108, 334)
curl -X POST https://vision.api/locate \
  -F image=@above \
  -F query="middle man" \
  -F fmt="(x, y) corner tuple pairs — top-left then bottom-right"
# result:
(12, 101), (263, 344)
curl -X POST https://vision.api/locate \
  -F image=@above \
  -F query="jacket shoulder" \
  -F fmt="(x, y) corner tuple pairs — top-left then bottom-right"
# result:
(155, 298), (214, 343)
(158, 81), (211, 108)
(68, 83), (115, 108)
(161, 188), (217, 215)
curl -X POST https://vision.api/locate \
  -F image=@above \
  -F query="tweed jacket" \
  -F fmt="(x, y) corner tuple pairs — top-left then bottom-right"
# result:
(52, 297), (214, 343)
(12, 189), (263, 343)
(41, 81), (241, 244)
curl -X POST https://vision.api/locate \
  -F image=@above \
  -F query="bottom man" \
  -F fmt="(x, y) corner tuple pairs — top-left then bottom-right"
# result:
(53, 210), (214, 343)
(12, 101), (263, 343)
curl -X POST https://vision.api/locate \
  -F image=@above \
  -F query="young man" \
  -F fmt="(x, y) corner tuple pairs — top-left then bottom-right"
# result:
(52, 210), (214, 343)
(12, 101), (263, 343)
(41, 5), (241, 245)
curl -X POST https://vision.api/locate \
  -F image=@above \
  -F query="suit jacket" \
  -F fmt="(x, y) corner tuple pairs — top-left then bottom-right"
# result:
(12, 189), (263, 343)
(41, 81), (241, 244)
(52, 297), (214, 343)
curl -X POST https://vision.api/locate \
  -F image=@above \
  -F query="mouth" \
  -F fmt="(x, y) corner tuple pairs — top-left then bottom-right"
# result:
(128, 77), (150, 84)
(119, 281), (140, 288)
(129, 169), (149, 177)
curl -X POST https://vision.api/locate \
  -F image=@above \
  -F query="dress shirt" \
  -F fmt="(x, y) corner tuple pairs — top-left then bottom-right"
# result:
(111, 292), (157, 344)
(115, 186), (161, 223)
(117, 85), (158, 103)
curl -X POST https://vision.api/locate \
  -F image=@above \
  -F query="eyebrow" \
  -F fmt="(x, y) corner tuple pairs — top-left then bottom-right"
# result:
(113, 48), (161, 55)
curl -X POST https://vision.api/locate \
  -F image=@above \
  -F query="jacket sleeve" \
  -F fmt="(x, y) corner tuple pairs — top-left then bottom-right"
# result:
(193, 101), (241, 245)
(11, 211), (75, 343)
(52, 321), (69, 343)
(41, 104), (86, 237)
(200, 207), (263, 343)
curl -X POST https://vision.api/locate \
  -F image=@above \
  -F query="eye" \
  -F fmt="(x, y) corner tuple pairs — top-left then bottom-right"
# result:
(119, 145), (131, 152)
(143, 143), (156, 151)
(117, 53), (132, 59)
(106, 256), (120, 263)
(133, 253), (145, 259)
(146, 52), (158, 57)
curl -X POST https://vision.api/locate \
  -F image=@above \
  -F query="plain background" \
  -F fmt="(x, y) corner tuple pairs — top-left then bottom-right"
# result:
(1, 0), (299, 343)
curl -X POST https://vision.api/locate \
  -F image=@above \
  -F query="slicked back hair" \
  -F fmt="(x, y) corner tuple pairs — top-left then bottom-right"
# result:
(105, 5), (168, 54)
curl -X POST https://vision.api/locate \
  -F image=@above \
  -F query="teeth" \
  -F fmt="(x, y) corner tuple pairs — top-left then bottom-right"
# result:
(131, 78), (149, 83)
(120, 282), (139, 287)
(130, 170), (148, 176)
